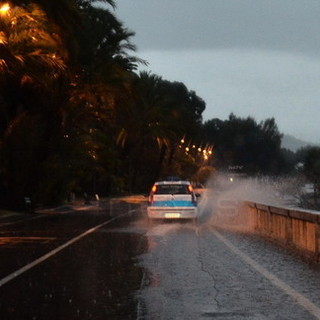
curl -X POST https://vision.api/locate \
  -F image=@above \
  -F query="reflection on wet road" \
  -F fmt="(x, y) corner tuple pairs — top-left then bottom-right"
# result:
(0, 197), (320, 319)
(135, 190), (320, 320)
(0, 201), (147, 319)
(137, 218), (320, 320)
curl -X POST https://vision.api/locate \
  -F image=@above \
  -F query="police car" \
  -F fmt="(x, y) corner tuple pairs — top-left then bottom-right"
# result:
(147, 180), (199, 222)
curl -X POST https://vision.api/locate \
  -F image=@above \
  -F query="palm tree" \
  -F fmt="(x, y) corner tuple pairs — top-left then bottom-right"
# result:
(0, 2), (71, 206)
(9, 1), (116, 35)
(0, 2), (67, 127)
(59, 3), (148, 196)
(0, 0), (151, 204)
(115, 72), (179, 190)
(8, 1), (115, 63)
(115, 71), (208, 189)
(0, 3), (66, 77)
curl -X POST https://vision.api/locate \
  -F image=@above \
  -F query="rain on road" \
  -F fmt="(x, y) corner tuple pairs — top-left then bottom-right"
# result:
(0, 196), (320, 319)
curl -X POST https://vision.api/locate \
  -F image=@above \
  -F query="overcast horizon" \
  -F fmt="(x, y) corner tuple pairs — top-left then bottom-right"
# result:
(114, 0), (320, 144)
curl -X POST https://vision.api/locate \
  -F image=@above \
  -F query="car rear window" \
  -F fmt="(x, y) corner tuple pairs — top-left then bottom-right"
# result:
(154, 184), (190, 195)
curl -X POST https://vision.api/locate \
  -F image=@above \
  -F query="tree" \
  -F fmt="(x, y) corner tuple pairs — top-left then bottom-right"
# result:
(63, 3), (145, 196)
(9, 1), (115, 57)
(0, 2), (71, 207)
(115, 72), (173, 191)
(0, 0), (144, 206)
(303, 147), (320, 208)
(202, 114), (284, 174)
(0, 0), (208, 205)
(115, 72), (206, 191)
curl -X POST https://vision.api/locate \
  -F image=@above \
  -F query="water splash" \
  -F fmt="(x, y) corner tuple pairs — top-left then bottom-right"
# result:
(198, 173), (297, 231)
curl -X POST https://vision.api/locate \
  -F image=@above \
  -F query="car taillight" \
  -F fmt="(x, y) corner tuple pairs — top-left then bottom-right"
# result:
(187, 185), (196, 203)
(149, 185), (157, 204)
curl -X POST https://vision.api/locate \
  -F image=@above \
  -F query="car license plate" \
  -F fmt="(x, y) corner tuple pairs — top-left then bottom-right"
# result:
(165, 213), (180, 218)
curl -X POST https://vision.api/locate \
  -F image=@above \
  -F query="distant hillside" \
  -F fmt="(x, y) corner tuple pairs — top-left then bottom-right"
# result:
(281, 134), (315, 152)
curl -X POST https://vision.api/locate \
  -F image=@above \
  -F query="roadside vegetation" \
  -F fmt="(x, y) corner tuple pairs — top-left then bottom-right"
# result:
(0, 0), (318, 209)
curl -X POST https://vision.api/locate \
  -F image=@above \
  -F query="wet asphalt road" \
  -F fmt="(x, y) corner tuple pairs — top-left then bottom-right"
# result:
(0, 199), (146, 320)
(0, 197), (320, 319)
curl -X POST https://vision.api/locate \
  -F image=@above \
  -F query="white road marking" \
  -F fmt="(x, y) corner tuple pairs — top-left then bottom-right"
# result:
(0, 211), (133, 288)
(211, 228), (320, 319)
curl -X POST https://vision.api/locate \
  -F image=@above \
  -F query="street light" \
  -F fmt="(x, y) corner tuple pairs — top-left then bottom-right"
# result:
(0, 3), (10, 15)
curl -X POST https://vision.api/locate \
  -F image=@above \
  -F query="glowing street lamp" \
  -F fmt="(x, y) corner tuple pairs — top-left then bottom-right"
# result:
(0, 3), (10, 15)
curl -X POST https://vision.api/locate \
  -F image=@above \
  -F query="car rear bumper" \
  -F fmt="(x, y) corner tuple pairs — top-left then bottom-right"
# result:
(147, 206), (198, 220)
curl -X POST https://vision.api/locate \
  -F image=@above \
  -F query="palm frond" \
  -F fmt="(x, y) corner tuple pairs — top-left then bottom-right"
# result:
(0, 3), (67, 83)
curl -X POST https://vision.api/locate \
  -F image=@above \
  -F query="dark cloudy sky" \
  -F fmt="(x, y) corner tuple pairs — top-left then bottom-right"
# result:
(115, 0), (320, 143)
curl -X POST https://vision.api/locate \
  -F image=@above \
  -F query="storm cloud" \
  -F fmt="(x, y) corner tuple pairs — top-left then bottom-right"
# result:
(115, 0), (320, 143)
(116, 0), (320, 55)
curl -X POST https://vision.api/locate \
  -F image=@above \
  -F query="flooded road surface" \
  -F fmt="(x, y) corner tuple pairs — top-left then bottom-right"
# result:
(137, 221), (320, 320)
(1, 197), (320, 319)
(0, 199), (147, 320)
(135, 194), (320, 320)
